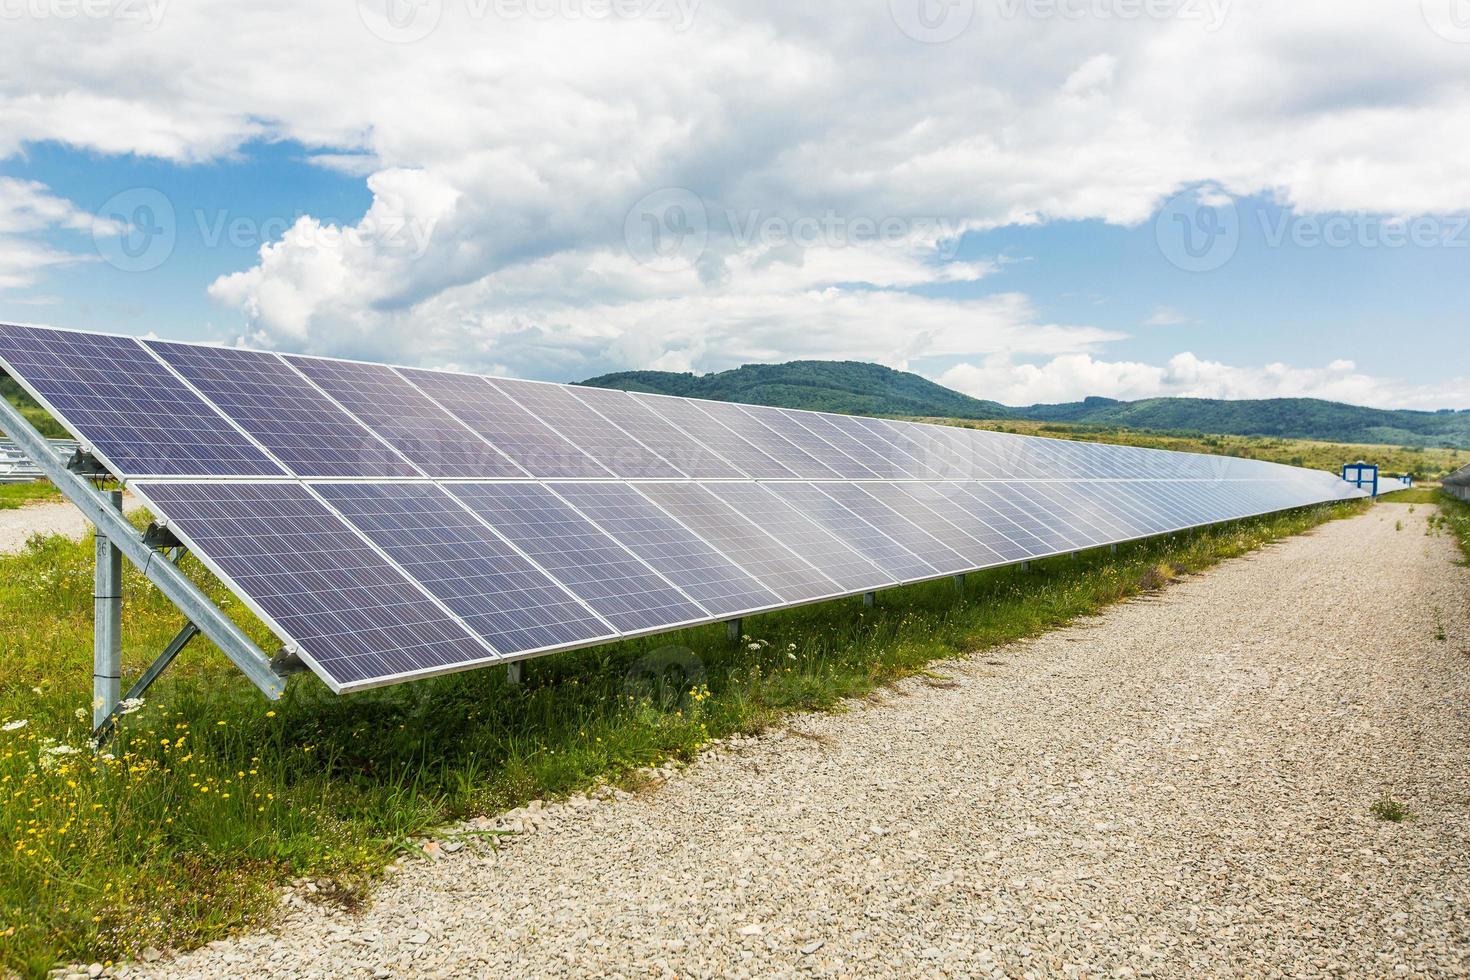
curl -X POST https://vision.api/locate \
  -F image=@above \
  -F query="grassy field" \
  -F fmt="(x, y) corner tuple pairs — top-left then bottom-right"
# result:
(1433, 491), (1470, 561)
(920, 417), (1469, 481)
(0, 482), (60, 510)
(0, 497), (1372, 975)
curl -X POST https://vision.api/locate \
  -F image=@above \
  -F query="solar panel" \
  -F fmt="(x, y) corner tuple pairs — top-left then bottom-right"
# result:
(547, 482), (781, 616)
(806, 482), (974, 575)
(762, 482), (938, 582)
(0, 322), (1370, 700)
(728, 404), (880, 479)
(400, 369), (612, 479)
(634, 483), (843, 603)
(313, 482), (618, 656)
(0, 325), (282, 478)
(702, 482), (894, 593)
(131, 481), (493, 691)
(487, 379), (684, 479)
(567, 385), (745, 478)
(287, 356), (525, 478)
(446, 482), (708, 633)
(148, 341), (419, 478)
(853, 481), (1008, 568)
(633, 394), (798, 479)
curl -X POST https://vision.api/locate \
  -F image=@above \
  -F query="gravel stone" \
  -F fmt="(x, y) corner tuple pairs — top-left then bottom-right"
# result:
(118, 503), (1470, 978)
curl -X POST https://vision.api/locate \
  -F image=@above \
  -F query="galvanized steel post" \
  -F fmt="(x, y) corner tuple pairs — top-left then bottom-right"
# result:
(92, 490), (123, 729)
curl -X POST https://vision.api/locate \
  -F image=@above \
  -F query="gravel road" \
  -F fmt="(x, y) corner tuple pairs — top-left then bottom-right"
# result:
(0, 496), (143, 553)
(115, 503), (1470, 978)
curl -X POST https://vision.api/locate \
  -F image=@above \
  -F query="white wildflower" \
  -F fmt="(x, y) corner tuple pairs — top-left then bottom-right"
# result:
(74, 707), (88, 722)
(786, 643), (797, 651)
(741, 634), (750, 641)
(1, 719), (26, 732)
(787, 653), (797, 661)
(747, 643), (761, 651)
(44, 744), (80, 757)
(118, 697), (145, 716)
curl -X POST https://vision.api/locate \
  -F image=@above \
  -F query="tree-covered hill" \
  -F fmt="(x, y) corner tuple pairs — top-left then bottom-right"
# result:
(581, 361), (1470, 450)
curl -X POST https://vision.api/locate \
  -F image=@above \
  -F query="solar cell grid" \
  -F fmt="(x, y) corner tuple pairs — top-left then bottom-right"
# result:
(843, 417), (956, 480)
(634, 483), (842, 603)
(288, 357), (524, 478)
(133, 481), (492, 690)
(810, 483), (973, 575)
(400, 369), (612, 479)
(778, 410), (918, 479)
(488, 379), (684, 479)
(313, 482), (617, 655)
(547, 482), (780, 616)
(447, 482), (708, 633)
(703, 482), (893, 593)
(148, 341), (420, 479)
(567, 385), (745, 479)
(734, 405), (879, 478)
(893, 484), (1035, 562)
(854, 481), (1007, 568)
(689, 400), (842, 479)
(958, 484), (1074, 553)
(933, 484), (1050, 557)
(633, 394), (798, 479)
(0, 325), (282, 478)
(762, 482), (937, 582)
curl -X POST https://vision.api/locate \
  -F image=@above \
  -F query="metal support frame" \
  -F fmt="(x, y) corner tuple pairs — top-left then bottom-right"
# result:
(506, 662), (523, 685)
(1110, 543), (1118, 555)
(862, 592), (875, 608)
(92, 491), (123, 729)
(952, 574), (965, 592)
(726, 618), (743, 642)
(1020, 561), (1030, 572)
(0, 396), (286, 733)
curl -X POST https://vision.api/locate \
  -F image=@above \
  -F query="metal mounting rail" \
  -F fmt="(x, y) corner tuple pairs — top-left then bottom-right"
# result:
(0, 396), (287, 705)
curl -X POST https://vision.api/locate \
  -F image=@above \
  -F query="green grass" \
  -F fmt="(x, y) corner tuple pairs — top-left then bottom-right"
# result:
(1433, 491), (1470, 562)
(1370, 797), (1413, 823)
(0, 481), (60, 510)
(1380, 487), (1440, 504)
(0, 499), (1367, 975)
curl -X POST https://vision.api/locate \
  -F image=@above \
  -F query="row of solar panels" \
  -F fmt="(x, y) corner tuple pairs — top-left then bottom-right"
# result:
(0, 323), (1364, 693)
(0, 323), (1301, 485)
(1445, 465), (1470, 503)
(130, 476), (1355, 691)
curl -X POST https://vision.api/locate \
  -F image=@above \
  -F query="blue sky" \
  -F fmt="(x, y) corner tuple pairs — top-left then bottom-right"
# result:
(0, 1), (1466, 409)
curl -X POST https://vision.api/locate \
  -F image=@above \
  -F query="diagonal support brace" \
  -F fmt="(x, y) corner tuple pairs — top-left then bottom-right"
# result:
(0, 396), (286, 701)
(92, 621), (201, 744)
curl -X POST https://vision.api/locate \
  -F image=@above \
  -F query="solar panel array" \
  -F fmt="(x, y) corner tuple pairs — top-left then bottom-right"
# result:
(0, 323), (1367, 692)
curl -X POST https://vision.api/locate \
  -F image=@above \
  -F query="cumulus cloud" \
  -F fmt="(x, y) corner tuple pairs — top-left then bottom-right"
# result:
(938, 353), (1470, 411)
(0, 1), (1466, 404)
(0, 178), (101, 290)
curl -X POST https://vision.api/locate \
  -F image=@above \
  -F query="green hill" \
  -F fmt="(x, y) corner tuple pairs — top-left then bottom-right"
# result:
(580, 361), (1011, 419)
(581, 361), (1470, 450)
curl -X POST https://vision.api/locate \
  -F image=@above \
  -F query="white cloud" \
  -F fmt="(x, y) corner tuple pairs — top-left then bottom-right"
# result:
(938, 352), (1470, 411)
(0, 178), (101, 290)
(0, 2), (1466, 401)
(1142, 306), (1191, 327)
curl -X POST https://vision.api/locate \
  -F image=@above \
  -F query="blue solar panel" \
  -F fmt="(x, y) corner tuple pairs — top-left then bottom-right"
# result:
(634, 483), (843, 603)
(148, 341), (419, 478)
(687, 400), (843, 479)
(488, 379), (684, 479)
(568, 385), (745, 478)
(891, 484), (1036, 562)
(447, 482), (707, 633)
(0, 325), (282, 478)
(133, 481), (492, 691)
(807, 483), (973, 576)
(547, 482), (781, 616)
(734, 405), (879, 478)
(702, 482), (894, 593)
(762, 482), (937, 582)
(775, 410), (919, 479)
(853, 481), (1008, 568)
(400, 369), (612, 479)
(313, 482), (617, 655)
(633, 394), (797, 479)
(949, 484), (1059, 554)
(287, 356), (525, 478)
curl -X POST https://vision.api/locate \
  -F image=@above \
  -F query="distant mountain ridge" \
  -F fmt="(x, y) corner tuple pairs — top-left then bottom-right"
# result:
(580, 360), (1470, 450)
